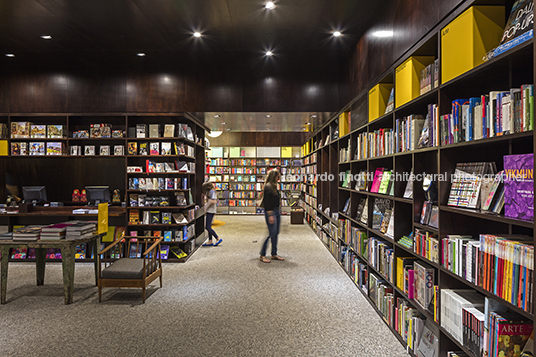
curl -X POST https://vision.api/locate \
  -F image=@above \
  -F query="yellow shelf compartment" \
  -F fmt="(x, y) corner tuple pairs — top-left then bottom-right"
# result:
(0, 140), (7, 156)
(339, 111), (350, 137)
(395, 56), (435, 108)
(368, 83), (393, 121)
(441, 5), (505, 84)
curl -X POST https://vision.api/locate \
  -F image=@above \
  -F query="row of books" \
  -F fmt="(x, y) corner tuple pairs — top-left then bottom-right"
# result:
(280, 183), (300, 191)
(70, 145), (124, 156)
(228, 191), (257, 199)
(8, 245), (88, 260)
(73, 124), (124, 138)
(213, 183), (229, 190)
(419, 59), (440, 96)
(132, 123), (194, 140)
(410, 229), (439, 263)
(229, 175), (257, 183)
(129, 209), (193, 225)
(369, 273), (395, 326)
(128, 177), (190, 191)
(355, 129), (395, 159)
(129, 192), (187, 207)
(229, 183), (262, 191)
(127, 142), (194, 156)
(396, 258), (438, 317)
(11, 142), (64, 156)
(443, 85), (533, 145)
(441, 292), (533, 357)
(420, 202), (439, 228)
(11, 123), (65, 138)
(302, 153), (317, 165)
(368, 237), (394, 283)
(339, 140), (351, 162)
(441, 233), (534, 313)
(395, 298), (426, 352)
(229, 199), (256, 207)
(130, 228), (194, 243)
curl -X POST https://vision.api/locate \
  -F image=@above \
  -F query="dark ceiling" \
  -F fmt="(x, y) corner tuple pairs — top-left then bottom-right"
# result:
(0, 0), (391, 131)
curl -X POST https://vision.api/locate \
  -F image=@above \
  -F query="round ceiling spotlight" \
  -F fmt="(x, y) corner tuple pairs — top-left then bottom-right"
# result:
(333, 31), (342, 37)
(265, 51), (274, 57)
(5, 54), (15, 57)
(40, 35), (52, 40)
(265, 2), (276, 10)
(193, 32), (202, 38)
(137, 53), (146, 57)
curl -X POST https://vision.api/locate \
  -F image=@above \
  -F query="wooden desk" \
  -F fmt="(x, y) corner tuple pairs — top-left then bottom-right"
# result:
(0, 234), (103, 305)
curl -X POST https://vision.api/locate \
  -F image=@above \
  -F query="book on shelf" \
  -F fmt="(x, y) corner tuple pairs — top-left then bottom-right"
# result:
(30, 142), (45, 155)
(11, 122), (30, 138)
(139, 142), (148, 155)
(377, 170), (392, 194)
(371, 198), (391, 230)
(403, 170), (414, 199)
(163, 124), (175, 138)
(359, 197), (369, 224)
(384, 88), (394, 114)
(370, 167), (384, 193)
(136, 124), (147, 138)
(416, 322), (439, 357)
(428, 205), (438, 228)
(127, 142), (137, 155)
(414, 260), (435, 311)
(149, 142), (159, 155)
(447, 162), (496, 209)
(149, 124), (160, 138)
(490, 0), (534, 59)
(503, 153), (533, 220)
(354, 170), (367, 191)
(100, 145), (110, 156)
(47, 124), (63, 138)
(420, 201), (433, 225)
(30, 124), (46, 138)
(379, 208), (391, 234)
(342, 198), (351, 215)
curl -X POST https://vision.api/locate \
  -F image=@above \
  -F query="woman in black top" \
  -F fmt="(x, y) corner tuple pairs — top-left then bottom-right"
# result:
(260, 169), (284, 263)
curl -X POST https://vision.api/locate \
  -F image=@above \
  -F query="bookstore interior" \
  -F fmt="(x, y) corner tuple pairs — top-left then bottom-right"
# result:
(1, 0), (536, 356)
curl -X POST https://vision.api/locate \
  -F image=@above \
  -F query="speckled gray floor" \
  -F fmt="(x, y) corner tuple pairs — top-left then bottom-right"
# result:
(0, 215), (409, 357)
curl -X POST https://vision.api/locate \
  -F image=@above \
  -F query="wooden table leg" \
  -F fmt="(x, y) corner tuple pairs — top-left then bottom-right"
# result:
(61, 245), (76, 305)
(1, 246), (9, 304)
(35, 248), (46, 286)
(93, 237), (101, 286)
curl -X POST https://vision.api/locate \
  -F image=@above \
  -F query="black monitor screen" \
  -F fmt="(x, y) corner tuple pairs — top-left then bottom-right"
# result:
(22, 186), (48, 202)
(85, 186), (111, 204)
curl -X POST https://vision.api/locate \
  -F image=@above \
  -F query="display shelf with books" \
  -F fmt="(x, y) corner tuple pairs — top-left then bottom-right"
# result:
(301, 1), (536, 355)
(1, 113), (207, 263)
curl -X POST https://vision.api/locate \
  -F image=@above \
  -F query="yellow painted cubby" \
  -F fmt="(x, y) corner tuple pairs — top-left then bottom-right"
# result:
(368, 83), (393, 121)
(395, 56), (434, 108)
(441, 5), (505, 84)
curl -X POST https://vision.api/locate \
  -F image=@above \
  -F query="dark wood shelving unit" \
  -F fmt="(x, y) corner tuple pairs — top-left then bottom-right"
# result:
(300, 1), (536, 356)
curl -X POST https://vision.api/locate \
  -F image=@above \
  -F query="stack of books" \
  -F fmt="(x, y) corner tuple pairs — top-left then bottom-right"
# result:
(40, 223), (69, 240)
(12, 226), (42, 241)
(66, 222), (96, 240)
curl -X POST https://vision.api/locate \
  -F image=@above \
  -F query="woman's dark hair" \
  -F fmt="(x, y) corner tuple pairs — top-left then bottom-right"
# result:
(202, 182), (214, 195)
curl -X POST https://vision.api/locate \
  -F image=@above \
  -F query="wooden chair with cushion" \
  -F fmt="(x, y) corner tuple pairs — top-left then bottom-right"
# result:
(97, 236), (163, 303)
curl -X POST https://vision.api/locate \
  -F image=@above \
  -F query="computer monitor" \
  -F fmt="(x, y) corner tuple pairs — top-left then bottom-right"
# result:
(22, 186), (48, 203)
(85, 186), (111, 205)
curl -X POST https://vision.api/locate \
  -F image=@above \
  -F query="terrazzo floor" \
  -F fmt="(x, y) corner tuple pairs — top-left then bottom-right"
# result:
(0, 215), (409, 357)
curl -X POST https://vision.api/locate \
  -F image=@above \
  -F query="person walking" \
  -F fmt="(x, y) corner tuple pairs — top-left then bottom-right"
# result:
(202, 182), (222, 247)
(259, 169), (284, 263)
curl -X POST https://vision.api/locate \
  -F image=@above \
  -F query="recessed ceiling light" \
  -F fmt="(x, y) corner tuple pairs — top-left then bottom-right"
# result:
(193, 32), (202, 38)
(265, 2), (276, 10)
(266, 115), (271, 118)
(333, 31), (342, 37)
(40, 35), (52, 40)
(5, 54), (15, 57)
(214, 114), (220, 118)
(265, 51), (273, 57)
(137, 53), (146, 57)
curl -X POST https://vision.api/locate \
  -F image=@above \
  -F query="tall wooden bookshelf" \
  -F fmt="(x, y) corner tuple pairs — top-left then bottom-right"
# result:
(302, 1), (535, 356)
(207, 146), (302, 215)
(0, 112), (207, 263)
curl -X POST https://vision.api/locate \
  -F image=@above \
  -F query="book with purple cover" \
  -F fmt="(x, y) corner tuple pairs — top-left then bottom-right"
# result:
(504, 154), (534, 220)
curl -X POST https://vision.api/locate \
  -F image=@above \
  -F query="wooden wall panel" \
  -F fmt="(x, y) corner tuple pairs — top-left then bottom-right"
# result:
(0, 75), (9, 113)
(126, 73), (186, 113)
(68, 74), (127, 113)
(9, 74), (68, 113)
